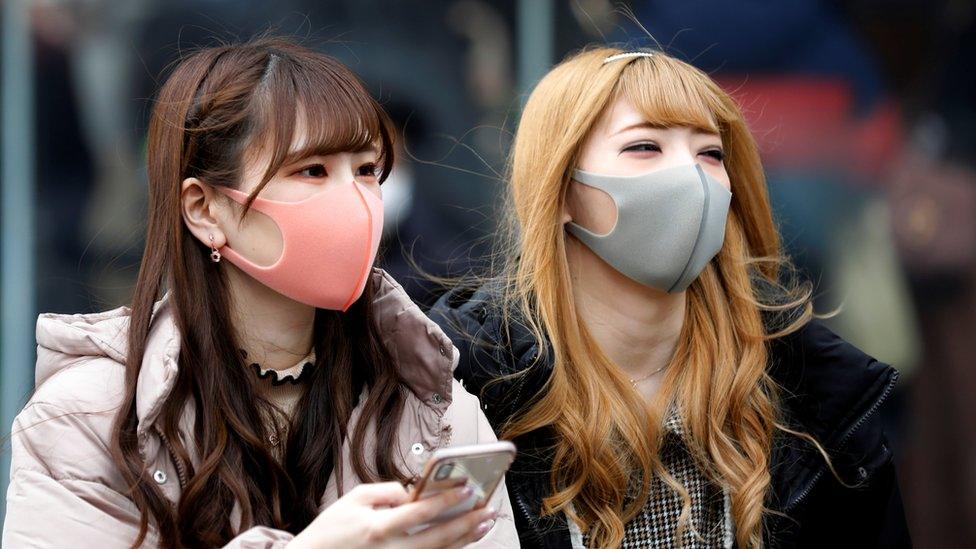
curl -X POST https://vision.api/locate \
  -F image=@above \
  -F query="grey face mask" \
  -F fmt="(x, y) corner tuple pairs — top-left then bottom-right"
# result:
(566, 163), (732, 293)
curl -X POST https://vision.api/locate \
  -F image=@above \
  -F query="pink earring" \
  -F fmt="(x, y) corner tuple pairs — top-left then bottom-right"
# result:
(209, 234), (221, 263)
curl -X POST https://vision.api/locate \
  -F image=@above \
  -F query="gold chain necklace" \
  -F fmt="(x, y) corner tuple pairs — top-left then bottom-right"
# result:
(629, 363), (668, 387)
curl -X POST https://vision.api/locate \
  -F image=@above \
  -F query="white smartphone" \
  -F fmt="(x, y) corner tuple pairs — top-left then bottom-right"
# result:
(407, 441), (516, 530)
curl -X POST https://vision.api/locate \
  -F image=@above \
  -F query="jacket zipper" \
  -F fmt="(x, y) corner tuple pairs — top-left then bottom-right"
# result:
(157, 429), (189, 489)
(783, 370), (898, 512)
(514, 491), (545, 542)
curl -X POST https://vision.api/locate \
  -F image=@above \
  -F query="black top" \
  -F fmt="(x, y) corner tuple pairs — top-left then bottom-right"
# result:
(429, 282), (912, 548)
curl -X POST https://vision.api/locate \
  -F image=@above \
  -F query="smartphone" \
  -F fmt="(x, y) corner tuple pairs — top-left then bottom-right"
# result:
(408, 441), (516, 529)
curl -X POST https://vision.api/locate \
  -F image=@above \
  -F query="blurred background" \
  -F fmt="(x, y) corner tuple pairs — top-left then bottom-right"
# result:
(2, 0), (974, 545)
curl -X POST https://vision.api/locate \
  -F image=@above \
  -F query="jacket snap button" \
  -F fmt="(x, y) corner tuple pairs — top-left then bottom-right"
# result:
(153, 470), (167, 484)
(857, 467), (868, 480)
(411, 443), (425, 455)
(438, 345), (447, 357)
(431, 393), (443, 404)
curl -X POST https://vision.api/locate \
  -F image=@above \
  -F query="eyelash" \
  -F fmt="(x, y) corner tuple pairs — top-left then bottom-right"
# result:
(622, 142), (725, 161)
(298, 164), (327, 178)
(622, 142), (661, 153)
(296, 162), (381, 179)
(701, 149), (725, 161)
(358, 163), (380, 178)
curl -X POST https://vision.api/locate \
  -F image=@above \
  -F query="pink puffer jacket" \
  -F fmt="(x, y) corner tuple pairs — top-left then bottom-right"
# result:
(2, 269), (518, 547)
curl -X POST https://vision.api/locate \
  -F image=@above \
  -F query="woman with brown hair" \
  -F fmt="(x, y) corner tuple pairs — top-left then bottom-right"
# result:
(3, 38), (516, 548)
(431, 47), (910, 547)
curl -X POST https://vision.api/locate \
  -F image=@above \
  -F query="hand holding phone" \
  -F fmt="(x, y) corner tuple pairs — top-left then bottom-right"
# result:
(407, 441), (516, 532)
(290, 481), (496, 549)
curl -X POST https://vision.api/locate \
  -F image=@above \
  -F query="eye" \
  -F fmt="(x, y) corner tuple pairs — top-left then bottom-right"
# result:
(622, 142), (661, 154)
(700, 148), (725, 162)
(357, 162), (380, 179)
(297, 164), (327, 178)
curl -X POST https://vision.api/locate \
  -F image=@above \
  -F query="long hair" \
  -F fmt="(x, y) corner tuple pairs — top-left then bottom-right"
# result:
(496, 47), (816, 547)
(113, 38), (407, 548)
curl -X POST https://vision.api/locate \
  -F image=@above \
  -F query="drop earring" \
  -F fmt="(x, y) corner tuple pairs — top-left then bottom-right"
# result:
(209, 234), (221, 263)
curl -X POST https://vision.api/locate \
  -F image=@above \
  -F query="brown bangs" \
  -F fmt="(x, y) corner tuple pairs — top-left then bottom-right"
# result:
(246, 46), (395, 198)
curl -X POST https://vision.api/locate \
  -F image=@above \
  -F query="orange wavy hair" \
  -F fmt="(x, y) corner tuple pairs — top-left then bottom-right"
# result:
(495, 47), (817, 547)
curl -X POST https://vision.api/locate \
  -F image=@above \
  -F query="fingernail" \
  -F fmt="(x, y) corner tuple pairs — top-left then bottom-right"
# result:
(461, 485), (474, 497)
(476, 520), (492, 536)
(484, 507), (498, 520)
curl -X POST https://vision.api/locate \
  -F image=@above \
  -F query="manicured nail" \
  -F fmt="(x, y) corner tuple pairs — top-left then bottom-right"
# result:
(476, 520), (491, 536)
(460, 485), (474, 497)
(484, 507), (498, 520)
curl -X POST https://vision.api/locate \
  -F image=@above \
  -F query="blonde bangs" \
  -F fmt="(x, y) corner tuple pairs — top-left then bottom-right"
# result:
(614, 54), (729, 135)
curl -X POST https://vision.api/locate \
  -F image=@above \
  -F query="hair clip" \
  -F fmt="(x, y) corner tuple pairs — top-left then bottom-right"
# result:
(603, 51), (655, 64)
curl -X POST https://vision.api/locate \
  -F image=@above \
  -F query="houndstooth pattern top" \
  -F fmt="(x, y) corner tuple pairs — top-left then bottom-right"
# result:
(569, 408), (734, 548)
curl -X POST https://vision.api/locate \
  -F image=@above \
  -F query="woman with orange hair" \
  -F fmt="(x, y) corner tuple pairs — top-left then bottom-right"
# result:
(431, 47), (910, 547)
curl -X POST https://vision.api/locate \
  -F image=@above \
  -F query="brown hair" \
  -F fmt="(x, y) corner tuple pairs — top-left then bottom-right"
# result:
(494, 47), (821, 547)
(114, 37), (404, 547)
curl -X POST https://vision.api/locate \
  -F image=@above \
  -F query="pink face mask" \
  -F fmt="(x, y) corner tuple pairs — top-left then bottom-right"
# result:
(215, 181), (383, 311)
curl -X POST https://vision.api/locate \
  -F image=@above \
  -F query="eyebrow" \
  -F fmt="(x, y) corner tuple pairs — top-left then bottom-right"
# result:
(612, 121), (718, 137)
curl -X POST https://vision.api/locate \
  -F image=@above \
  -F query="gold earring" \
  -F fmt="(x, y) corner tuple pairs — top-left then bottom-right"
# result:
(209, 234), (221, 263)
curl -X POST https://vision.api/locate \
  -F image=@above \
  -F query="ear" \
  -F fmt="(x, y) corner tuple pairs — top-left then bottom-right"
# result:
(560, 208), (573, 224)
(181, 177), (227, 249)
(561, 180), (577, 225)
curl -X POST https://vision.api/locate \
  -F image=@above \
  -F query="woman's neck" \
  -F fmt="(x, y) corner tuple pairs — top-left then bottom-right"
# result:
(566, 236), (686, 399)
(223, 264), (315, 371)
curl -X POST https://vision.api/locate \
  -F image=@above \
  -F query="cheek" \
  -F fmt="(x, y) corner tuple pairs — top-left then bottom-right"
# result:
(575, 134), (625, 176)
(567, 180), (617, 235)
(362, 181), (382, 199)
(706, 165), (732, 191)
(227, 208), (284, 267)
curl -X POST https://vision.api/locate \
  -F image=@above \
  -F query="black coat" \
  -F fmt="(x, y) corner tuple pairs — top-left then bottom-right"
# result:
(429, 283), (912, 548)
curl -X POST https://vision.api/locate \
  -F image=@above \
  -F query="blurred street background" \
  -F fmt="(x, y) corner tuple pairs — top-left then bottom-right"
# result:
(2, 1), (975, 546)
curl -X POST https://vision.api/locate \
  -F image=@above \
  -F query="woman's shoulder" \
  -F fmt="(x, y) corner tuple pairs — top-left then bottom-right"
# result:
(428, 281), (500, 345)
(429, 279), (540, 371)
(8, 309), (135, 487)
(31, 305), (133, 413)
(430, 281), (550, 431)
(767, 319), (899, 453)
(767, 319), (899, 402)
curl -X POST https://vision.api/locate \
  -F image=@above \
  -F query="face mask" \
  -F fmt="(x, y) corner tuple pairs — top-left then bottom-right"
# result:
(215, 181), (383, 311)
(566, 163), (731, 293)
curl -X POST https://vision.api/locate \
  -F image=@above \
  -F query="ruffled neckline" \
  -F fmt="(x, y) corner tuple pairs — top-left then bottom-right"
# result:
(240, 348), (315, 386)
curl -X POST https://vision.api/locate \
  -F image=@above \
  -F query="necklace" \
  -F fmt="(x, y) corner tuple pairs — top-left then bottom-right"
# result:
(629, 363), (668, 386)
